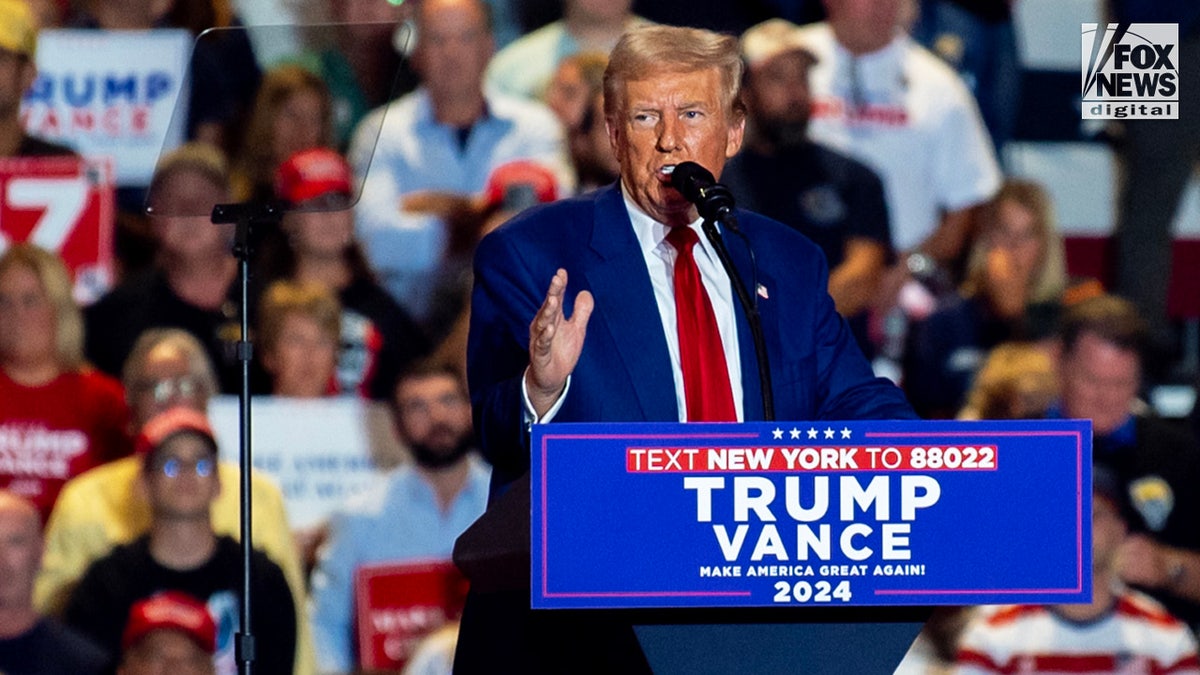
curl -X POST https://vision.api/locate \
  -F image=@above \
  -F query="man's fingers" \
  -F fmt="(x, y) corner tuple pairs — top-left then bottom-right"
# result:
(570, 290), (595, 328)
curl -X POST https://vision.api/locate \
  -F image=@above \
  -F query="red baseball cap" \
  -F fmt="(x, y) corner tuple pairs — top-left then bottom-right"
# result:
(122, 591), (218, 654)
(134, 407), (217, 457)
(483, 160), (559, 211)
(275, 148), (354, 205)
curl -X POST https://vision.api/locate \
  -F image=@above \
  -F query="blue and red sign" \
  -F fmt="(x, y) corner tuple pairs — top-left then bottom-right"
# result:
(531, 420), (1092, 609)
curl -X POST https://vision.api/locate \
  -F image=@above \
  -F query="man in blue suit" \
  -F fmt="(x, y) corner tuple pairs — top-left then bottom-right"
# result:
(456, 24), (916, 673)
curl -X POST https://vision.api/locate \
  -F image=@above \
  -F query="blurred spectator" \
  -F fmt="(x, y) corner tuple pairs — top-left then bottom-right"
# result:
(957, 342), (1057, 421)
(261, 148), (431, 400)
(904, 180), (1067, 418)
(349, 0), (572, 328)
(0, 490), (107, 674)
(36, 328), (312, 674)
(544, 52), (619, 193)
(723, 18), (891, 356)
(1051, 295), (1200, 633)
(86, 142), (243, 394)
(309, 361), (489, 674)
(116, 591), (216, 675)
(66, 0), (261, 150)
(911, 0), (1020, 160)
(1111, 5), (1200, 370)
(0, 244), (132, 522)
(230, 64), (334, 205)
(953, 469), (1200, 674)
(64, 408), (296, 675)
(0, 0), (73, 157)
(257, 280), (341, 398)
(303, 0), (419, 148)
(485, 0), (644, 101)
(427, 159), (562, 374)
(793, 0), (1000, 295)
(543, 51), (607, 133)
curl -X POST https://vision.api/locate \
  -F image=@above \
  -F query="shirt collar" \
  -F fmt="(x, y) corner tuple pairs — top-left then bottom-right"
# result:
(1046, 403), (1137, 451)
(414, 88), (494, 130)
(620, 182), (721, 266)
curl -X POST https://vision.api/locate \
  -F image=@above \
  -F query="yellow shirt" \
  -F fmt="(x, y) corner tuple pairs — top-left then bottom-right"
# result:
(35, 457), (316, 675)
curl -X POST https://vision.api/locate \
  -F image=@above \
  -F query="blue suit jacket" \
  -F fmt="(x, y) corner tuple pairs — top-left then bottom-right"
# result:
(468, 184), (916, 493)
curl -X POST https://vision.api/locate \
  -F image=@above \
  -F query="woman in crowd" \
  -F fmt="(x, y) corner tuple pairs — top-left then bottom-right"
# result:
(957, 341), (1058, 421)
(543, 51), (619, 193)
(258, 147), (430, 400)
(86, 142), (243, 393)
(257, 280), (341, 398)
(230, 64), (334, 205)
(0, 244), (131, 521)
(903, 179), (1067, 418)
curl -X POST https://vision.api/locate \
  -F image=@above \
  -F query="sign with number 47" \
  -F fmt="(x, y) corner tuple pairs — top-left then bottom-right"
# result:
(0, 155), (115, 304)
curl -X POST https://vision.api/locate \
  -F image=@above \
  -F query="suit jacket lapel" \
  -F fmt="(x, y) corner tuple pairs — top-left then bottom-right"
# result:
(583, 186), (678, 421)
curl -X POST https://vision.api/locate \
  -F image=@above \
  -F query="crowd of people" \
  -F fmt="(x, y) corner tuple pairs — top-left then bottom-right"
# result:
(1, 0), (1199, 673)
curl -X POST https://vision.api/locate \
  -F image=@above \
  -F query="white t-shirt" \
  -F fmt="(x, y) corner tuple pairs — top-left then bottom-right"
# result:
(796, 23), (1002, 252)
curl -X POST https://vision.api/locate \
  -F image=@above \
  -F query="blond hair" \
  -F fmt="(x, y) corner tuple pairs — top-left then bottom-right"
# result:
(147, 141), (229, 215)
(0, 244), (84, 371)
(257, 280), (341, 355)
(121, 328), (219, 407)
(962, 179), (1067, 306)
(960, 342), (1057, 420)
(604, 25), (746, 124)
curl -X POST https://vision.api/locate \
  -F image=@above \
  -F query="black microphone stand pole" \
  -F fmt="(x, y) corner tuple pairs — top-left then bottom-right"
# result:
(210, 200), (282, 675)
(700, 215), (775, 421)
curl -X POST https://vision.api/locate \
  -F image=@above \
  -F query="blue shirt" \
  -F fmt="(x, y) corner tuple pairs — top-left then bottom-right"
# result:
(308, 458), (491, 673)
(348, 88), (573, 323)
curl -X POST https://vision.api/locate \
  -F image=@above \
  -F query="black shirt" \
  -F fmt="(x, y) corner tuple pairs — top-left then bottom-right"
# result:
(722, 141), (892, 272)
(85, 269), (242, 394)
(64, 535), (296, 675)
(0, 618), (108, 675)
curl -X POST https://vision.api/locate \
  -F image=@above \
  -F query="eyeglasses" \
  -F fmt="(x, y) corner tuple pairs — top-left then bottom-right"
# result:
(399, 393), (469, 417)
(155, 457), (215, 478)
(135, 375), (202, 405)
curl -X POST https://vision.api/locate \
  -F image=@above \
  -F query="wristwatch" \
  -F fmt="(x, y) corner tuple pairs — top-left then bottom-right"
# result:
(905, 251), (937, 280)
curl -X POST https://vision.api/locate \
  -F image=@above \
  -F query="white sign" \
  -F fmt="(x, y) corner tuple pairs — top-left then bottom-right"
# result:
(209, 396), (396, 530)
(21, 29), (191, 185)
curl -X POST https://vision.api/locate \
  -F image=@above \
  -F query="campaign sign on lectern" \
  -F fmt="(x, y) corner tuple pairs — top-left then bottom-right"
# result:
(531, 420), (1091, 610)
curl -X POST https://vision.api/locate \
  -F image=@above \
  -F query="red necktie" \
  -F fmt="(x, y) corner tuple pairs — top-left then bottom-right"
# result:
(666, 226), (737, 422)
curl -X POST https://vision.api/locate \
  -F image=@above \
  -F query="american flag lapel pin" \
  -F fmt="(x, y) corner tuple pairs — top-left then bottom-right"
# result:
(756, 283), (769, 300)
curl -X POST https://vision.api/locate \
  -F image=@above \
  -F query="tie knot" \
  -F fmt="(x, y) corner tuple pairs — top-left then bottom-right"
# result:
(666, 226), (699, 254)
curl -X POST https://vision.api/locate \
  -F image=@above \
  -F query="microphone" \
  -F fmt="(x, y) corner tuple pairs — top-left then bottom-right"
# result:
(670, 161), (737, 226)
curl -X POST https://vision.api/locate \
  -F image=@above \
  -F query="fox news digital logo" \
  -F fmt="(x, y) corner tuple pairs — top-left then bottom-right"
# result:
(1082, 23), (1178, 119)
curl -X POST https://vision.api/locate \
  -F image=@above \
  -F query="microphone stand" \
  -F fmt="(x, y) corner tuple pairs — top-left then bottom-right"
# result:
(210, 200), (282, 675)
(700, 214), (775, 421)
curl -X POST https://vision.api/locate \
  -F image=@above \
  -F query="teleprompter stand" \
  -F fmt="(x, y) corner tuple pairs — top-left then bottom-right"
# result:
(210, 200), (283, 675)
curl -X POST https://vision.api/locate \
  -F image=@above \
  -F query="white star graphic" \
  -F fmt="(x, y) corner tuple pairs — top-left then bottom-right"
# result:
(790, 427), (801, 439)
(824, 427), (835, 439)
(772, 428), (784, 440)
(841, 427), (852, 439)
(807, 427), (818, 439)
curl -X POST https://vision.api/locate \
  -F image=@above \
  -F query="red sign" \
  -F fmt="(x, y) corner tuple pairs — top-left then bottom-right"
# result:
(0, 155), (115, 303)
(354, 559), (469, 671)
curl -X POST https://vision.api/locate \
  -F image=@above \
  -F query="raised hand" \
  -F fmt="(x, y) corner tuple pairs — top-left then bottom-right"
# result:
(525, 268), (594, 418)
